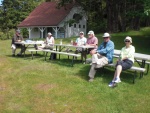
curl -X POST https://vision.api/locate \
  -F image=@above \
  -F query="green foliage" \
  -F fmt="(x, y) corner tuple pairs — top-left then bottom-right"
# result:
(0, 0), (43, 30)
(0, 29), (14, 40)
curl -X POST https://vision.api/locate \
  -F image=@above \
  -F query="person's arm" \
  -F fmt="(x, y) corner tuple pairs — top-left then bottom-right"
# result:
(88, 37), (98, 47)
(13, 34), (17, 42)
(126, 46), (135, 58)
(52, 37), (55, 44)
(121, 46), (135, 60)
(97, 42), (114, 54)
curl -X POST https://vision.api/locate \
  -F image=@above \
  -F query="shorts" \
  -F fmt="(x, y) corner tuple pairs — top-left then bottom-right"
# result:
(116, 59), (133, 71)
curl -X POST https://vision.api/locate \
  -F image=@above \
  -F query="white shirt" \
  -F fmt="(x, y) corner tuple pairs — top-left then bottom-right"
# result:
(46, 36), (54, 44)
(76, 37), (87, 46)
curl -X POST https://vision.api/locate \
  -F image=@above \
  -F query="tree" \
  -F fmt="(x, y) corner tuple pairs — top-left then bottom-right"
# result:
(0, 0), (43, 31)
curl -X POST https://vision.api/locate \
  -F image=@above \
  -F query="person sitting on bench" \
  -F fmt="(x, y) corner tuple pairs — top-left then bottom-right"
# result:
(108, 36), (135, 87)
(74, 31), (87, 60)
(11, 29), (25, 56)
(88, 33), (114, 82)
(35, 32), (55, 50)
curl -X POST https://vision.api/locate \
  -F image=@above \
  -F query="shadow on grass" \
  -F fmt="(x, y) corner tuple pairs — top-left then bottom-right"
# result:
(76, 64), (139, 84)
(6, 53), (44, 60)
(45, 58), (83, 67)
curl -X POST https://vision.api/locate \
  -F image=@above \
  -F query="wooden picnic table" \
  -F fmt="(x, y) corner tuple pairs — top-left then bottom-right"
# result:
(15, 40), (44, 57)
(53, 44), (95, 62)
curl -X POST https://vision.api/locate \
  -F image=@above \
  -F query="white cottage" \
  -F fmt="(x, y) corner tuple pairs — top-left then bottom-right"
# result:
(18, 2), (87, 39)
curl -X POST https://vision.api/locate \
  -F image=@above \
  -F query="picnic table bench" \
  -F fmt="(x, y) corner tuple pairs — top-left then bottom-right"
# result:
(43, 49), (81, 66)
(86, 49), (150, 83)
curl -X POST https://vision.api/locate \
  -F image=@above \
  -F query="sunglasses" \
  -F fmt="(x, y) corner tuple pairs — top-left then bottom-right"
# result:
(125, 40), (130, 42)
(103, 37), (109, 39)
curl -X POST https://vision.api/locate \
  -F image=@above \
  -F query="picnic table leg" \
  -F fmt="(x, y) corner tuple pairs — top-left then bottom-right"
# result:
(45, 52), (48, 61)
(71, 56), (75, 67)
(31, 51), (33, 60)
(59, 46), (61, 60)
(144, 64), (149, 75)
(140, 60), (146, 78)
(133, 71), (136, 84)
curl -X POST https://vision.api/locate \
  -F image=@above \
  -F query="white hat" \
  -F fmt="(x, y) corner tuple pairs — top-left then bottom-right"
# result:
(124, 36), (132, 43)
(48, 32), (52, 36)
(103, 33), (110, 37)
(16, 29), (20, 33)
(80, 31), (84, 34)
(88, 30), (94, 35)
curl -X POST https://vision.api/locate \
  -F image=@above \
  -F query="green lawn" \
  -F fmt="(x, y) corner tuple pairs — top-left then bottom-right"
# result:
(1, 29), (150, 113)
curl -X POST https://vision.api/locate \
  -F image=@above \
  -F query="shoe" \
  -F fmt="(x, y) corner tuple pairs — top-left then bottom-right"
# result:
(108, 82), (117, 87)
(114, 78), (121, 83)
(17, 53), (21, 56)
(12, 54), (15, 57)
(89, 78), (94, 82)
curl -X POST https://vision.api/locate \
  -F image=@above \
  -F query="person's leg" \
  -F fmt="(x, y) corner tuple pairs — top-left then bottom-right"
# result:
(88, 63), (97, 81)
(18, 44), (26, 55)
(11, 44), (16, 56)
(95, 55), (108, 68)
(112, 65), (122, 82)
(88, 54), (108, 81)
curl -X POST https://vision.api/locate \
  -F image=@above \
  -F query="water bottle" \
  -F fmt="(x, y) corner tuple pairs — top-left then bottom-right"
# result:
(71, 40), (73, 45)
(60, 39), (62, 45)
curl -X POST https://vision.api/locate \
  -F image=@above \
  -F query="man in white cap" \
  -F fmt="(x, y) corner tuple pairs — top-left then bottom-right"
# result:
(88, 32), (114, 82)
(11, 29), (25, 56)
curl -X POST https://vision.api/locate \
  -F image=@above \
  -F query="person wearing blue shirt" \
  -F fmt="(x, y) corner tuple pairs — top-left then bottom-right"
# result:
(88, 33), (114, 82)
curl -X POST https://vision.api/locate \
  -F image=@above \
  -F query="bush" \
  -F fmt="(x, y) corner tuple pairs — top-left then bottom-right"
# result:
(0, 29), (14, 40)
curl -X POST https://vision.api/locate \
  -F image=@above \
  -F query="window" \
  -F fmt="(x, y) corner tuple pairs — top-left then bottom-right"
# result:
(79, 24), (81, 28)
(83, 25), (85, 28)
(73, 13), (82, 23)
(74, 24), (76, 28)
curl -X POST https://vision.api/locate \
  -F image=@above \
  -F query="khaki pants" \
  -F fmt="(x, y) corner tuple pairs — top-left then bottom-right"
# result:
(11, 44), (26, 55)
(88, 53), (108, 79)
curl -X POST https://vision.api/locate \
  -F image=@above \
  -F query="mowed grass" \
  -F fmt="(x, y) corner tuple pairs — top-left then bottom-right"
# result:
(1, 28), (150, 113)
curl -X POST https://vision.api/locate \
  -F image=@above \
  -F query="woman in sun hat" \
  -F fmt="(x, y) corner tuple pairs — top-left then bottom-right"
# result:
(108, 36), (135, 87)
(35, 32), (55, 50)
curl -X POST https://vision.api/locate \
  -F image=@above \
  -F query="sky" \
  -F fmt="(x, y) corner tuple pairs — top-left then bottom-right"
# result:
(0, 0), (2, 5)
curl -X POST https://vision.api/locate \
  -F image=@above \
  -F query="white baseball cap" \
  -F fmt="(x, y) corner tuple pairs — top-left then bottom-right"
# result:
(16, 29), (20, 33)
(103, 33), (110, 38)
(80, 31), (84, 35)
(88, 30), (94, 35)
(124, 36), (132, 43)
(48, 32), (52, 36)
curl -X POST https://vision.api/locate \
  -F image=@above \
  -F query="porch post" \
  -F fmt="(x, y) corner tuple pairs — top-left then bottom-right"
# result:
(38, 27), (46, 39)
(52, 27), (60, 39)
(27, 28), (32, 39)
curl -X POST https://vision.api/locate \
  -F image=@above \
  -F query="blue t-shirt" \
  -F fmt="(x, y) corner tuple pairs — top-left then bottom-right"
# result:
(97, 40), (114, 63)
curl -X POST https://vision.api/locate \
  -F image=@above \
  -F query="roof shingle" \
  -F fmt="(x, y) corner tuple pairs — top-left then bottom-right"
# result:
(18, 2), (74, 27)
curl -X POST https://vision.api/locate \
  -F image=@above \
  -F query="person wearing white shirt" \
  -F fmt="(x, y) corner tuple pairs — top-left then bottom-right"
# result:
(36, 32), (55, 50)
(75, 31), (87, 61)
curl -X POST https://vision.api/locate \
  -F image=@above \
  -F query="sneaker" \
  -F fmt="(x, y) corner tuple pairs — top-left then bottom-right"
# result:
(108, 82), (117, 87)
(12, 54), (15, 57)
(17, 53), (21, 56)
(88, 78), (94, 82)
(114, 78), (121, 83)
